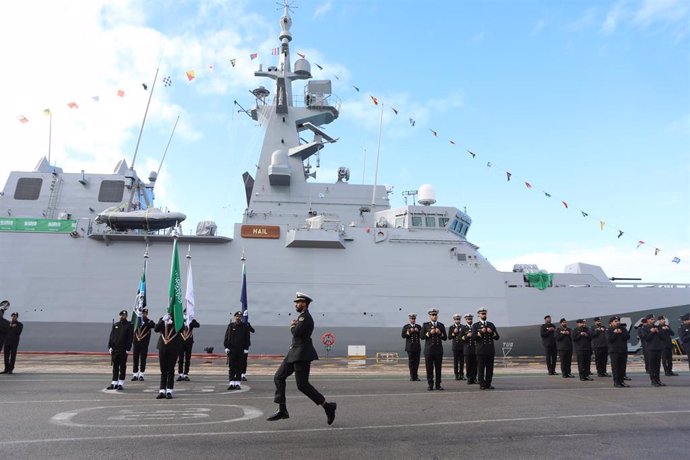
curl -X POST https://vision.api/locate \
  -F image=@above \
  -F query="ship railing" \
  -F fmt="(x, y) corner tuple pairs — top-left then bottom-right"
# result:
(610, 282), (689, 289)
(255, 93), (342, 112)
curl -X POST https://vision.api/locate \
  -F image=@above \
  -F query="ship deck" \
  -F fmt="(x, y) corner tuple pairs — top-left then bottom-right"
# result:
(1, 354), (688, 459)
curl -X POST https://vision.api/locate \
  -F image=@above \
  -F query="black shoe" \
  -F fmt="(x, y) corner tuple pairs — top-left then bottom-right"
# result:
(427, 385), (434, 391)
(176, 376), (184, 381)
(156, 393), (166, 399)
(656, 381), (666, 386)
(116, 384), (123, 391)
(467, 379), (476, 385)
(413, 377), (421, 381)
(623, 376), (631, 381)
(131, 376), (139, 381)
(139, 376), (145, 381)
(435, 385), (444, 391)
(0, 370), (7, 374)
(410, 377), (415, 381)
(183, 376), (190, 381)
(324, 402), (337, 425)
(665, 372), (678, 376)
(614, 383), (624, 388)
(6, 371), (13, 375)
(548, 372), (556, 375)
(479, 385), (486, 390)
(455, 376), (460, 381)
(459, 376), (466, 380)
(621, 382), (630, 387)
(165, 392), (173, 399)
(585, 377), (594, 381)
(603, 373), (611, 377)
(242, 376), (248, 381)
(106, 384), (115, 390)
(487, 385), (495, 390)
(266, 410), (290, 421)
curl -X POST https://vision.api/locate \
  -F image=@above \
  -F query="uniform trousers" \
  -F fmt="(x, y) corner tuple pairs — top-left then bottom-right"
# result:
(241, 349), (249, 375)
(177, 341), (193, 374)
(407, 351), (420, 379)
(273, 360), (325, 406)
(661, 347), (673, 374)
(544, 347), (557, 374)
(609, 352), (627, 385)
(464, 354), (477, 382)
(424, 352), (443, 386)
(558, 350), (572, 376)
(642, 347), (649, 373)
(132, 341), (150, 373)
(593, 348), (608, 375)
(3, 342), (18, 372)
(476, 353), (495, 387)
(159, 346), (178, 390)
(228, 349), (244, 382)
(452, 349), (465, 377)
(111, 350), (128, 381)
(647, 349), (662, 382)
(576, 350), (591, 378)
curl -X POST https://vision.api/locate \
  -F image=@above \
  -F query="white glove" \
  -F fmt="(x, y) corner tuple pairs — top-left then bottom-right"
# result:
(109, 348), (113, 354)
(224, 348), (230, 354)
(163, 314), (172, 324)
(243, 349), (249, 354)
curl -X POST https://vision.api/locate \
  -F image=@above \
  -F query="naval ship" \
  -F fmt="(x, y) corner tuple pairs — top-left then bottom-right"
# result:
(1, 5), (688, 357)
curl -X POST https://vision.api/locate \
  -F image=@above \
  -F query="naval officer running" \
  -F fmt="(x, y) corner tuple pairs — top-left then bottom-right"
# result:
(267, 292), (337, 425)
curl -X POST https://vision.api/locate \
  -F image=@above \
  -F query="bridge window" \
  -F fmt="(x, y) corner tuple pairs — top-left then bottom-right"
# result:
(395, 217), (404, 228)
(14, 178), (43, 200)
(411, 216), (422, 227)
(98, 180), (125, 202)
(425, 216), (436, 227)
(439, 217), (449, 228)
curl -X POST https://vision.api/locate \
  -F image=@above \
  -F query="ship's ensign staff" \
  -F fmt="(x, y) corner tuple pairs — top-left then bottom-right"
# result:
(460, 313), (477, 384)
(2, 312), (23, 374)
(401, 313), (422, 381)
(155, 314), (182, 399)
(422, 308), (447, 391)
(540, 315), (558, 375)
(449, 313), (465, 380)
(472, 308), (499, 390)
(639, 313), (665, 387)
(657, 315), (677, 376)
(606, 316), (630, 388)
(106, 310), (134, 390)
(224, 311), (251, 390)
(131, 308), (155, 381)
(572, 319), (592, 380)
(591, 317), (610, 377)
(176, 310), (199, 381)
(680, 313), (690, 370)
(267, 292), (337, 425)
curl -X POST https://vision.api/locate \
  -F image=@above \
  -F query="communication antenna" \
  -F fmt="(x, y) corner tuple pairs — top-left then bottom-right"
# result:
(402, 190), (418, 206)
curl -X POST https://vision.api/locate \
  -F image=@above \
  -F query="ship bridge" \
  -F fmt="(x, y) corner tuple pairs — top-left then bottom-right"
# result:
(373, 205), (472, 238)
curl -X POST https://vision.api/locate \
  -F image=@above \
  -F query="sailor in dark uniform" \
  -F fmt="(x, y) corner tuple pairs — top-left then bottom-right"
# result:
(422, 308), (447, 390)
(0, 301), (10, 354)
(131, 308), (155, 381)
(680, 313), (690, 370)
(224, 311), (251, 390)
(657, 315), (678, 376)
(460, 313), (477, 384)
(401, 313), (422, 381)
(449, 313), (465, 380)
(240, 321), (256, 382)
(472, 308), (499, 390)
(606, 316), (630, 388)
(555, 318), (574, 378)
(540, 315), (558, 375)
(590, 317), (610, 377)
(155, 313), (182, 399)
(639, 314), (665, 386)
(267, 292), (337, 425)
(2, 312), (23, 374)
(636, 316), (650, 374)
(176, 310), (200, 381)
(106, 310), (134, 390)
(572, 319), (592, 380)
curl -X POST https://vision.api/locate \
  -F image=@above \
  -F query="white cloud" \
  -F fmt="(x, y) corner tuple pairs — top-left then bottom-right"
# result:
(601, 1), (628, 34)
(313, 2), (333, 20)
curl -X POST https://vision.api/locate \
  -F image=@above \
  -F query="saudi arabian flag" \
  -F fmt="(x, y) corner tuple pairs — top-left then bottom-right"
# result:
(168, 238), (184, 333)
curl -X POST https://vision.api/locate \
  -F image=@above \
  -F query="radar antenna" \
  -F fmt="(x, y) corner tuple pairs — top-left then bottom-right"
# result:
(402, 190), (418, 205)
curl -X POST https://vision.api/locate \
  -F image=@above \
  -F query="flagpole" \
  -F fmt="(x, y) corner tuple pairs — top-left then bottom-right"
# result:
(47, 111), (52, 165)
(371, 101), (384, 210)
(240, 251), (248, 324)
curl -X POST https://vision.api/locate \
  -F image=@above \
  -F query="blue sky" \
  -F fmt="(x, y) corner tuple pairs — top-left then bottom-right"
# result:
(1, 0), (688, 283)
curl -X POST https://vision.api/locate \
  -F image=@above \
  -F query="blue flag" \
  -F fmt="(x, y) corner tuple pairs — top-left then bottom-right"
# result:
(240, 263), (249, 324)
(131, 260), (147, 329)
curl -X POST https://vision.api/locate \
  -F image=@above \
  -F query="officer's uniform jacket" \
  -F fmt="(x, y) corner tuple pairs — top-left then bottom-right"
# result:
(155, 318), (182, 351)
(639, 323), (664, 352)
(180, 319), (200, 343)
(590, 324), (608, 349)
(401, 323), (422, 353)
(680, 323), (690, 352)
(540, 323), (557, 349)
(659, 324), (675, 349)
(108, 319), (133, 352)
(606, 325), (630, 353)
(133, 318), (156, 346)
(6, 320), (23, 345)
(460, 324), (476, 355)
(572, 326), (592, 352)
(421, 321), (447, 355)
(286, 309), (319, 363)
(224, 321), (251, 351)
(471, 320), (499, 355)
(555, 326), (573, 352)
(449, 323), (464, 352)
